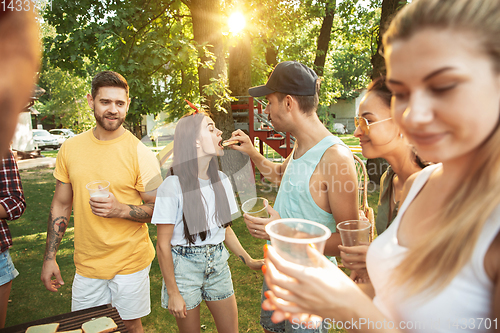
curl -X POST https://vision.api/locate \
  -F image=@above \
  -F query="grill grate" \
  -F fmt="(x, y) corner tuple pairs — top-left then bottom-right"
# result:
(0, 304), (128, 333)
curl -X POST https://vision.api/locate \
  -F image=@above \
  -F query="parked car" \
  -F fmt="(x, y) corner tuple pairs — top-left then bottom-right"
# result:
(49, 129), (76, 145)
(32, 129), (60, 150)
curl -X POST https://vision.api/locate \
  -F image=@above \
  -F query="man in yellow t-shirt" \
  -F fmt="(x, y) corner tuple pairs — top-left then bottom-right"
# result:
(41, 71), (162, 333)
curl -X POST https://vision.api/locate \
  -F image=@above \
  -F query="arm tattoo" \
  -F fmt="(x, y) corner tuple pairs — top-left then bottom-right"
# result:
(127, 204), (153, 222)
(54, 216), (68, 234)
(239, 255), (246, 265)
(44, 210), (68, 261)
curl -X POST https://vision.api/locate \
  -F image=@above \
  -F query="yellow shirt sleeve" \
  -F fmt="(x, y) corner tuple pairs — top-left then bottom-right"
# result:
(136, 142), (163, 193)
(53, 141), (70, 183)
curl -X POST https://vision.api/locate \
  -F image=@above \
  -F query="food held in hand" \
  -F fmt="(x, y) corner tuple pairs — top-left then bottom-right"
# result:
(222, 140), (239, 147)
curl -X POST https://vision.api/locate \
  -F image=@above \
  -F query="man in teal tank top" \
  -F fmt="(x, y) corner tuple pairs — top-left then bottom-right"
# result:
(228, 61), (359, 333)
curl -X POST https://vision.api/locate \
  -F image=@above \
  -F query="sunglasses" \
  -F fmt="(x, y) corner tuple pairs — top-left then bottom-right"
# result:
(354, 116), (392, 135)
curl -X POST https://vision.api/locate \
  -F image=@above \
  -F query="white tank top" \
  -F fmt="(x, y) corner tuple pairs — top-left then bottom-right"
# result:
(367, 164), (499, 332)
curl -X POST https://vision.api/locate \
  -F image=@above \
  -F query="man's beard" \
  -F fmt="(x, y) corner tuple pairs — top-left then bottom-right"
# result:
(94, 111), (124, 131)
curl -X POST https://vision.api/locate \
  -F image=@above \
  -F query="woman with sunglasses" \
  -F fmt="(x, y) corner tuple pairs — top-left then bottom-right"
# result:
(261, 0), (500, 331)
(341, 77), (426, 283)
(355, 77), (426, 233)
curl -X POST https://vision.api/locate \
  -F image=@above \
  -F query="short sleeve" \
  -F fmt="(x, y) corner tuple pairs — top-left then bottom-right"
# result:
(219, 172), (240, 217)
(53, 143), (70, 183)
(136, 142), (163, 193)
(151, 176), (182, 225)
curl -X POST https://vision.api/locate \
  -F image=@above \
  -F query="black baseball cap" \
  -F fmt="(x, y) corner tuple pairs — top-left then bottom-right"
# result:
(248, 61), (318, 97)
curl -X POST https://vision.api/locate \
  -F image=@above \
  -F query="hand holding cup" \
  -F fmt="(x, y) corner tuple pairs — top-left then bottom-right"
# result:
(86, 180), (110, 198)
(337, 220), (371, 282)
(243, 197), (277, 240)
(262, 241), (365, 325)
(242, 197), (269, 218)
(86, 180), (121, 218)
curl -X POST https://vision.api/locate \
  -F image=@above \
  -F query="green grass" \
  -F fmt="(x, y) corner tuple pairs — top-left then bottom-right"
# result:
(337, 134), (359, 146)
(7, 154), (379, 332)
(257, 134), (360, 162)
(8, 168), (76, 324)
(7, 167), (268, 332)
(41, 149), (59, 158)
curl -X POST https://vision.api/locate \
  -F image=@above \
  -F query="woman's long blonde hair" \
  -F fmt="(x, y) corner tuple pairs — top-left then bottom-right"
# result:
(383, 0), (500, 296)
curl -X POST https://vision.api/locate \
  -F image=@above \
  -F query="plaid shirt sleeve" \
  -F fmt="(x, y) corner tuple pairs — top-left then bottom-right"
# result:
(0, 151), (26, 252)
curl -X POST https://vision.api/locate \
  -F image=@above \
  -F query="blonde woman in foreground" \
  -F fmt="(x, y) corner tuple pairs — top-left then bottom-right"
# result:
(262, 0), (500, 332)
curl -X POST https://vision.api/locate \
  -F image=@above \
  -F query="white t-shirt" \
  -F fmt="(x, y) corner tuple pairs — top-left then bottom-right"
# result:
(152, 171), (239, 246)
(367, 164), (500, 333)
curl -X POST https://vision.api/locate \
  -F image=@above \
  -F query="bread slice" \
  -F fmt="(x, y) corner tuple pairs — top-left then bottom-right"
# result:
(25, 323), (59, 333)
(59, 330), (83, 333)
(82, 317), (117, 333)
(222, 140), (239, 147)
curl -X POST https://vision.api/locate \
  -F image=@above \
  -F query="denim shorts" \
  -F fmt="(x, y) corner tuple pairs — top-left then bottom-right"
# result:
(162, 242), (234, 311)
(0, 249), (19, 286)
(260, 279), (328, 333)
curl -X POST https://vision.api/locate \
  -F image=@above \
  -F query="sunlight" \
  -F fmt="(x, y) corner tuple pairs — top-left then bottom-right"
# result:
(228, 12), (246, 34)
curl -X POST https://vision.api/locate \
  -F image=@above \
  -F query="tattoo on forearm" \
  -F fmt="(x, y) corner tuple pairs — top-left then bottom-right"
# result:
(54, 216), (68, 233)
(127, 204), (153, 222)
(239, 255), (246, 265)
(44, 210), (68, 261)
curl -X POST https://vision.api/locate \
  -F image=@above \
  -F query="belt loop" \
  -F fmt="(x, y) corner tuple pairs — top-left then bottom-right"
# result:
(177, 245), (185, 256)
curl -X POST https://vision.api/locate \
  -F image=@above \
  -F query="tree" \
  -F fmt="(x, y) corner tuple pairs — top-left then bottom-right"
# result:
(314, 0), (337, 77)
(36, 64), (94, 133)
(371, 0), (407, 78)
(44, 0), (199, 137)
(41, 0), (391, 137)
(184, 0), (235, 136)
(228, 33), (252, 98)
(36, 20), (94, 133)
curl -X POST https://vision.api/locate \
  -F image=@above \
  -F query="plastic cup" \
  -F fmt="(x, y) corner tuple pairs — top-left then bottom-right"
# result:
(86, 180), (110, 198)
(242, 197), (269, 218)
(265, 218), (332, 267)
(337, 220), (371, 250)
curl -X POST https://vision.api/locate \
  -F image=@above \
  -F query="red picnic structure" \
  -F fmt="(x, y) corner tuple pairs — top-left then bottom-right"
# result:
(231, 96), (294, 160)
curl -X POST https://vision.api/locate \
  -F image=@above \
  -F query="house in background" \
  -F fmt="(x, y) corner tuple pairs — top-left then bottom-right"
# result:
(329, 89), (366, 133)
(143, 113), (176, 142)
(11, 85), (45, 157)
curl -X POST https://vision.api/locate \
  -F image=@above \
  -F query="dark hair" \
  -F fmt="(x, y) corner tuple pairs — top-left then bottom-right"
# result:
(275, 79), (321, 114)
(367, 76), (392, 108)
(91, 71), (129, 99)
(412, 147), (430, 169)
(170, 112), (232, 245)
(367, 76), (430, 169)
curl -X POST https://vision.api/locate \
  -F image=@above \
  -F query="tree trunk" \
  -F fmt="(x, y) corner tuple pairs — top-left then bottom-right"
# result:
(187, 0), (248, 188)
(229, 32), (252, 140)
(371, 0), (407, 79)
(134, 123), (142, 139)
(265, 42), (278, 67)
(187, 0), (234, 138)
(314, 0), (336, 77)
(229, 33), (252, 97)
